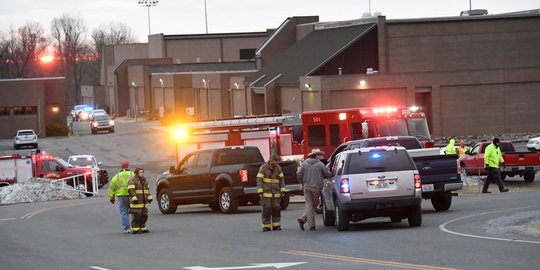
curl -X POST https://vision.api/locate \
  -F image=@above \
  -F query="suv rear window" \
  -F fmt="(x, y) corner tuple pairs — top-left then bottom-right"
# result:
(214, 148), (264, 166)
(363, 139), (422, 149)
(344, 150), (415, 174)
(18, 131), (35, 136)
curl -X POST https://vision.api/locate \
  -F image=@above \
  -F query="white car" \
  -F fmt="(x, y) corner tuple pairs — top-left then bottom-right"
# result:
(67, 155), (109, 188)
(527, 136), (540, 151)
(14, 129), (38, 149)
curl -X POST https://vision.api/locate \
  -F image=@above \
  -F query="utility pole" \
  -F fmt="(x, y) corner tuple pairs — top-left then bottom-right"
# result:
(138, 0), (159, 36)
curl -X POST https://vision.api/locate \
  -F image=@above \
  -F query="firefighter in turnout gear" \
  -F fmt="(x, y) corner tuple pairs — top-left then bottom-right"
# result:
(108, 161), (133, 233)
(128, 168), (153, 234)
(257, 155), (286, 231)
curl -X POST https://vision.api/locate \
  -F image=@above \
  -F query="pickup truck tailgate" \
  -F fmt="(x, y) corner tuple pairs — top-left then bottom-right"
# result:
(413, 154), (461, 185)
(503, 152), (540, 166)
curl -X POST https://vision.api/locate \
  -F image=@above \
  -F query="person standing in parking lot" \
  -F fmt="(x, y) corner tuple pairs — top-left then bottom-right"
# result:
(297, 149), (331, 231)
(445, 139), (457, 155)
(458, 139), (469, 158)
(482, 138), (509, 193)
(128, 168), (153, 234)
(257, 155), (285, 232)
(108, 161), (133, 233)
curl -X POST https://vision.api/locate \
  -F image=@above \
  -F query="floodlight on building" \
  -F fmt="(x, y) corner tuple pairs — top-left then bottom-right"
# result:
(159, 78), (163, 86)
(234, 82), (239, 89)
(359, 80), (367, 87)
(305, 83), (312, 90)
(131, 82), (137, 87)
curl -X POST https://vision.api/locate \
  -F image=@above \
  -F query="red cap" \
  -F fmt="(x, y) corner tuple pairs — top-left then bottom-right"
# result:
(120, 161), (129, 168)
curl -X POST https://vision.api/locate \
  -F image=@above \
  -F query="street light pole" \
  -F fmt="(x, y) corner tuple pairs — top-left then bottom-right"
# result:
(138, 0), (159, 36)
(204, 0), (208, 34)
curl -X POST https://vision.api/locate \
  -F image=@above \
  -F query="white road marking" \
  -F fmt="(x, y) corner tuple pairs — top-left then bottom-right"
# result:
(0, 218), (17, 221)
(184, 262), (306, 270)
(90, 266), (111, 270)
(439, 206), (540, 244)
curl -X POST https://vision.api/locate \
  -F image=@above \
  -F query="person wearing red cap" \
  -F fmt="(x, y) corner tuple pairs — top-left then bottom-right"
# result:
(108, 161), (133, 233)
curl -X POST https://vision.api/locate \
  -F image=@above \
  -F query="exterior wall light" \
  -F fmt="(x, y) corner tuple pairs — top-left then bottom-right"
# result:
(359, 80), (366, 87)
(52, 106), (60, 113)
(131, 82), (137, 87)
(305, 83), (312, 90)
(234, 82), (239, 89)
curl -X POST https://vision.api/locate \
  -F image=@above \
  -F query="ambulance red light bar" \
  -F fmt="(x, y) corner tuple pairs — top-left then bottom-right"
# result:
(372, 107), (398, 114)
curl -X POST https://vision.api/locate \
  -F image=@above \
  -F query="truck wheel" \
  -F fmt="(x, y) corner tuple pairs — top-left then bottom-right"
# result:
(208, 201), (220, 212)
(335, 203), (349, 231)
(158, 188), (177, 214)
(524, 171), (535, 183)
(218, 187), (239, 214)
(280, 194), (290, 210)
(322, 198), (335, 226)
(431, 193), (452, 211)
(408, 205), (422, 227)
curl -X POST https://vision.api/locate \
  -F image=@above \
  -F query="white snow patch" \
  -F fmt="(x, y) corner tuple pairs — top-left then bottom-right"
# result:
(483, 211), (540, 237)
(0, 178), (87, 205)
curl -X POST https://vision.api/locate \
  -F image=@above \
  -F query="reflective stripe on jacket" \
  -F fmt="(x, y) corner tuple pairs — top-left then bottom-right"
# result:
(128, 176), (153, 209)
(108, 169), (133, 198)
(484, 143), (505, 168)
(256, 163), (285, 198)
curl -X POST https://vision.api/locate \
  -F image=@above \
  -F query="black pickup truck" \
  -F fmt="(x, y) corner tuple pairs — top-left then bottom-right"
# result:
(156, 146), (301, 214)
(327, 136), (462, 211)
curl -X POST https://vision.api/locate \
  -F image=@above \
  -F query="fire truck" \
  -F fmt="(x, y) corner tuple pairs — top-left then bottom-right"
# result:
(175, 106), (432, 162)
(0, 151), (98, 196)
(301, 106), (434, 158)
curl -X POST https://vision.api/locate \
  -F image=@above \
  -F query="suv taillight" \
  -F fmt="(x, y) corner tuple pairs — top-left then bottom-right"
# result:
(340, 178), (350, 193)
(239, 169), (248, 182)
(457, 160), (461, 174)
(414, 173), (421, 189)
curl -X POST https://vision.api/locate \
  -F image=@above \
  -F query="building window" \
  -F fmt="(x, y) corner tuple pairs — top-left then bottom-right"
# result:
(14, 106), (37, 115)
(308, 125), (326, 147)
(239, 49), (256, 60)
(0, 107), (10, 116)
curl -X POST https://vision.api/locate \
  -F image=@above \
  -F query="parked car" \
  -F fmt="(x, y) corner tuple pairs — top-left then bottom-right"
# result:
(13, 129), (38, 149)
(461, 141), (540, 182)
(527, 136), (540, 152)
(322, 146), (422, 231)
(327, 136), (462, 211)
(155, 146), (301, 214)
(67, 154), (109, 188)
(91, 114), (115, 134)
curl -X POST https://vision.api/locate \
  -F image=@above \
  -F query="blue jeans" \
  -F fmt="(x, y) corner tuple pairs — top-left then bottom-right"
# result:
(117, 196), (131, 230)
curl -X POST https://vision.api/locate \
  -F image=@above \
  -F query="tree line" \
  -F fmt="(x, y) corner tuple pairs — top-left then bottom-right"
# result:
(0, 13), (137, 109)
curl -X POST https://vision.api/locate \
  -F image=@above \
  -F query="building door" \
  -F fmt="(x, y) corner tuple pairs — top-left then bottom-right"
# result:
(415, 88), (432, 132)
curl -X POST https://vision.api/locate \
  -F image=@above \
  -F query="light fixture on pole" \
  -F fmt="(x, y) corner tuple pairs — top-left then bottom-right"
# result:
(138, 0), (159, 36)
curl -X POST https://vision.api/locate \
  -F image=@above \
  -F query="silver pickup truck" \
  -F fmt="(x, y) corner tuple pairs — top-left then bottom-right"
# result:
(322, 146), (422, 231)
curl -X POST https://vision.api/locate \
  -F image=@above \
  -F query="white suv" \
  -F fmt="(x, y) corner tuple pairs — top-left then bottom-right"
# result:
(14, 129), (38, 149)
(322, 146), (422, 231)
(527, 136), (540, 152)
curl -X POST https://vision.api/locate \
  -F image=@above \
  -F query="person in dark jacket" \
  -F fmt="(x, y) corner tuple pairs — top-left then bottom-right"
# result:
(128, 168), (153, 234)
(256, 155), (285, 232)
(297, 149), (331, 230)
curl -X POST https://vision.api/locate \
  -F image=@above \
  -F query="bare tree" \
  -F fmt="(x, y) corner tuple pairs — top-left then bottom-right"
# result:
(0, 23), (48, 78)
(91, 22), (137, 59)
(51, 14), (88, 109)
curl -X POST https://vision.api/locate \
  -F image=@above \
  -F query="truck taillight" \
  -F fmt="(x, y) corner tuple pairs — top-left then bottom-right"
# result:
(340, 178), (350, 193)
(457, 160), (461, 174)
(414, 173), (421, 189)
(239, 169), (248, 182)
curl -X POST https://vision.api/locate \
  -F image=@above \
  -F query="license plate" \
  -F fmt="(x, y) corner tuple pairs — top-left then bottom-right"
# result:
(518, 166), (525, 170)
(368, 180), (395, 191)
(422, 184), (434, 192)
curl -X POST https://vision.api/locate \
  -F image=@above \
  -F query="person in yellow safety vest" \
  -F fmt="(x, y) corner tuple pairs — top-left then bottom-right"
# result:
(482, 138), (509, 193)
(458, 139), (469, 158)
(445, 139), (457, 155)
(108, 161), (133, 233)
(256, 155), (285, 232)
(127, 168), (153, 234)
